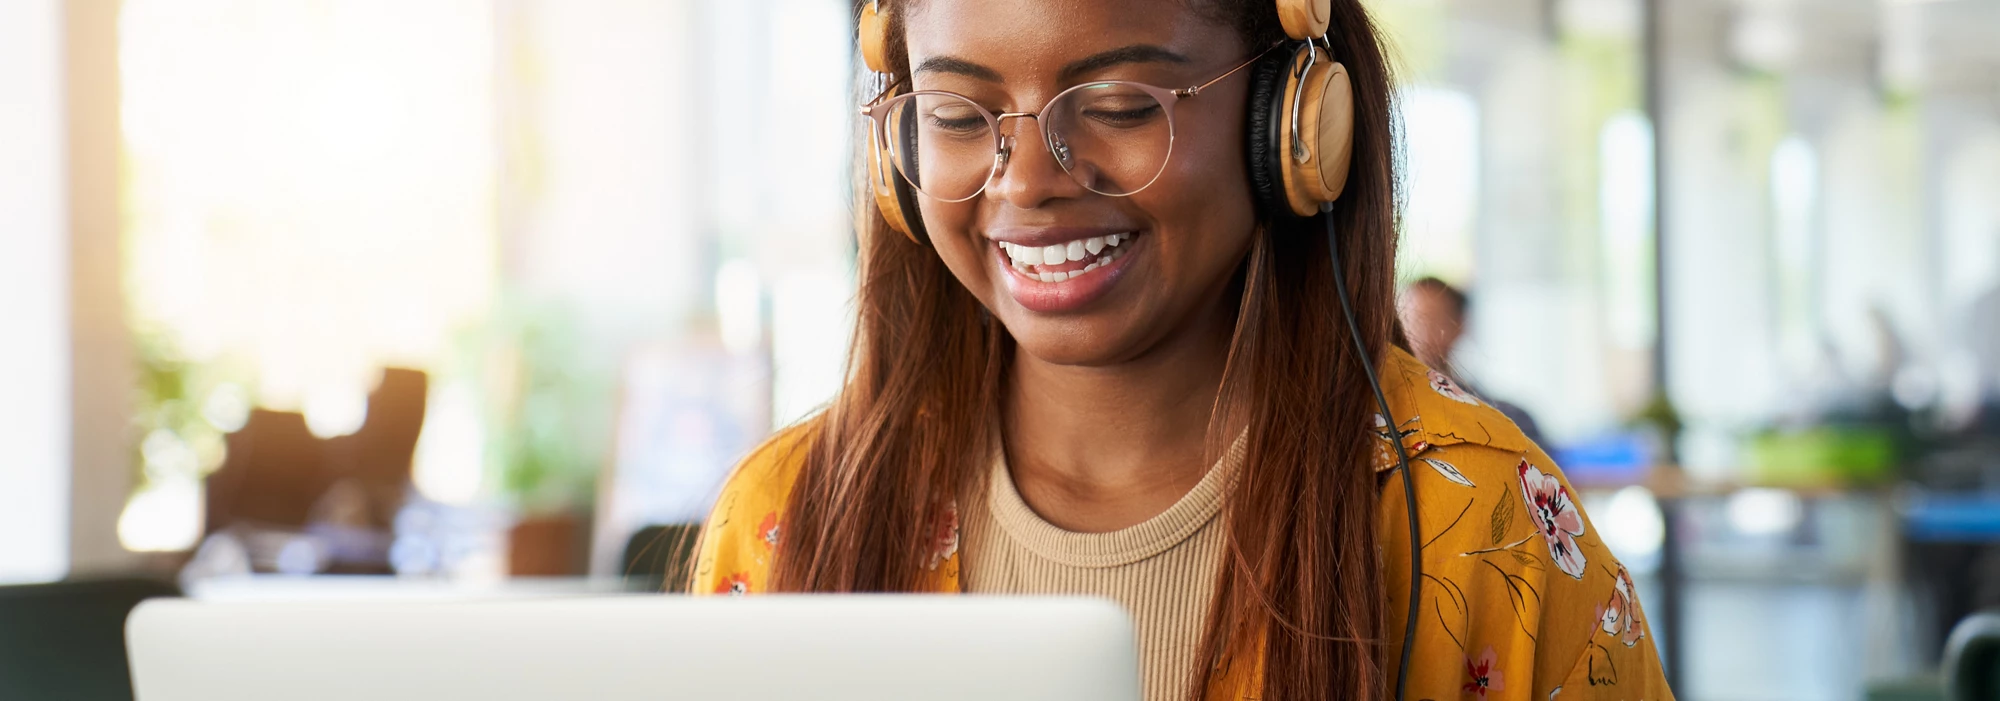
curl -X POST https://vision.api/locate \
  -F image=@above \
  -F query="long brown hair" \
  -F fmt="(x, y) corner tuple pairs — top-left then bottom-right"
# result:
(769, 1), (1405, 699)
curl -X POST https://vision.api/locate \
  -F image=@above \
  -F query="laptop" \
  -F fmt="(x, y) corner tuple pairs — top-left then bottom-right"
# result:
(126, 595), (1140, 701)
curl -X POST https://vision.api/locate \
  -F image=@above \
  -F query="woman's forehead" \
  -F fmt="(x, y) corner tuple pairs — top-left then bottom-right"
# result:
(900, 0), (1240, 79)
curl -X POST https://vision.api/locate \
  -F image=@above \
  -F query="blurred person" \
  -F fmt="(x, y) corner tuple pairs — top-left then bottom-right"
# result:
(1400, 276), (1545, 446)
(1400, 276), (1463, 372)
(694, 1), (1669, 700)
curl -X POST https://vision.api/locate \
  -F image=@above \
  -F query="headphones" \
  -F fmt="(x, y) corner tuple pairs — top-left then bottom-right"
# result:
(858, 0), (1356, 245)
(858, 4), (1420, 701)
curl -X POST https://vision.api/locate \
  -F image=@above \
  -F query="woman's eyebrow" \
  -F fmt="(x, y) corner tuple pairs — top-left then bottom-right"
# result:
(911, 45), (1192, 84)
(913, 56), (1002, 82)
(1058, 45), (1190, 82)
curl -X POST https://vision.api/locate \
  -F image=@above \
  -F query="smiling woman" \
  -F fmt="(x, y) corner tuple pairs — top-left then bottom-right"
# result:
(694, 1), (1674, 700)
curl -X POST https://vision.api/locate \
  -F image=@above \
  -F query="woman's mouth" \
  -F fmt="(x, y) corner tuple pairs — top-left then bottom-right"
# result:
(997, 233), (1135, 282)
(990, 231), (1143, 313)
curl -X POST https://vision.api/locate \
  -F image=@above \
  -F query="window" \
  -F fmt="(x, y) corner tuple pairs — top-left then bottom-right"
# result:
(0, 0), (69, 583)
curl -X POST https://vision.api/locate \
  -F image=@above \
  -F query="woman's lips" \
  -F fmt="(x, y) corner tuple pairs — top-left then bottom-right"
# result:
(992, 231), (1142, 313)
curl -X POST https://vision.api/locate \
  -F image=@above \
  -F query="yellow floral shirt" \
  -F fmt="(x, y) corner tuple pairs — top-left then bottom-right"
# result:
(694, 348), (1675, 700)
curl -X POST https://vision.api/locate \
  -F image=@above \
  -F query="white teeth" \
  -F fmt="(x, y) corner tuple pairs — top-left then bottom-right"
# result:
(1000, 232), (1140, 282)
(1041, 244), (1067, 265)
(1021, 243), (1045, 266)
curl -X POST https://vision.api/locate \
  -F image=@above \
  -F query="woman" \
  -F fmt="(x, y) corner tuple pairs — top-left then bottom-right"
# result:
(694, 0), (1672, 699)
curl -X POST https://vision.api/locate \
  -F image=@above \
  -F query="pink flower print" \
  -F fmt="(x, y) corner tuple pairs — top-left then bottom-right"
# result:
(927, 502), (960, 571)
(1517, 458), (1587, 579)
(1462, 646), (1505, 698)
(1599, 565), (1646, 647)
(715, 572), (750, 596)
(1428, 370), (1481, 405)
(757, 512), (780, 550)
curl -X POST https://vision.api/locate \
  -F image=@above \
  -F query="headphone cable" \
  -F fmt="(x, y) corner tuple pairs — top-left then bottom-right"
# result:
(1321, 206), (1420, 701)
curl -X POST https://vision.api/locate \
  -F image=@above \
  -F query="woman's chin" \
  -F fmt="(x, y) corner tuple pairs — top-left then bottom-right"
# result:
(1000, 315), (1154, 369)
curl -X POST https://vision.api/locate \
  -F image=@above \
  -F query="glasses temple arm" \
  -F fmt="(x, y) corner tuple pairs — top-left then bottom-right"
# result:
(1174, 44), (1282, 97)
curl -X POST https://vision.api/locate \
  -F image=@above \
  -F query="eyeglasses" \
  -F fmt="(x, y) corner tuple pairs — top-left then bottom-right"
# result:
(861, 48), (1272, 202)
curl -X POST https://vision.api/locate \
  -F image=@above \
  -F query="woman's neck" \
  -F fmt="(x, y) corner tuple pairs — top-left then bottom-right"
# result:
(1000, 306), (1235, 534)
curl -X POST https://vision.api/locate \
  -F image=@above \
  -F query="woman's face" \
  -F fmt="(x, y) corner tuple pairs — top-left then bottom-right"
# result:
(901, 0), (1259, 367)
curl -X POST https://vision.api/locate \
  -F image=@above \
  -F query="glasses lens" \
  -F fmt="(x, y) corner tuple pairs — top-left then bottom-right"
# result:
(882, 92), (998, 202)
(1043, 83), (1173, 196)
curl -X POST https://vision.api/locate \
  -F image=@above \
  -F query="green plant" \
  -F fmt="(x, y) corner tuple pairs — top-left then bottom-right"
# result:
(463, 295), (614, 515)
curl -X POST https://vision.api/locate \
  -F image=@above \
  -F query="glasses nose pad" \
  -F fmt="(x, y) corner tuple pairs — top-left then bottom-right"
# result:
(1048, 132), (1075, 170)
(993, 136), (1015, 182)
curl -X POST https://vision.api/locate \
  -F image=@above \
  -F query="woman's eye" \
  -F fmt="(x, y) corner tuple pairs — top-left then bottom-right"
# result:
(924, 109), (987, 134)
(1082, 102), (1163, 127)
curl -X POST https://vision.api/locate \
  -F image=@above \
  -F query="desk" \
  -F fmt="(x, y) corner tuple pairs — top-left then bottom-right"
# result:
(1572, 466), (1896, 692)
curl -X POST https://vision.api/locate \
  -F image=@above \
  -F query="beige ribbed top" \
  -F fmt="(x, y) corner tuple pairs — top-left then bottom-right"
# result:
(961, 440), (1241, 701)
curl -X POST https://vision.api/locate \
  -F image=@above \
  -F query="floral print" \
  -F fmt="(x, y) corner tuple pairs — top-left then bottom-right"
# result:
(927, 502), (960, 571)
(758, 512), (780, 550)
(1371, 413), (1432, 471)
(1424, 457), (1477, 488)
(1518, 458), (1588, 579)
(1429, 369), (1481, 405)
(1600, 566), (1646, 647)
(694, 347), (1673, 700)
(1463, 646), (1505, 698)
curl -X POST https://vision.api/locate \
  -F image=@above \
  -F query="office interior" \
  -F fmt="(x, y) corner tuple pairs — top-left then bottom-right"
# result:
(1, 0), (1998, 699)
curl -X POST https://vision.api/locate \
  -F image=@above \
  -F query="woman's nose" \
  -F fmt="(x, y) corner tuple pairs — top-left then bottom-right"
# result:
(985, 115), (1088, 209)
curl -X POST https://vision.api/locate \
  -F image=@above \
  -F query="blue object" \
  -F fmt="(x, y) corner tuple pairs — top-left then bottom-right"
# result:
(1552, 432), (1653, 485)
(1905, 495), (2000, 543)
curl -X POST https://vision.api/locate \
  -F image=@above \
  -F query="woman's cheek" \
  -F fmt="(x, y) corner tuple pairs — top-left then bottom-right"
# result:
(921, 205), (994, 294)
(1144, 180), (1253, 270)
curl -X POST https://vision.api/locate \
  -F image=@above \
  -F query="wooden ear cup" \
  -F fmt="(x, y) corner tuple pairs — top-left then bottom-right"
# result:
(858, 6), (924, 244)
(1276, 0), (1332, 41)
(1275, 48), (1355, 217)
(865, 90), (927, 245)
(859, 1), (891, 74)
(868, 140), (920, 244)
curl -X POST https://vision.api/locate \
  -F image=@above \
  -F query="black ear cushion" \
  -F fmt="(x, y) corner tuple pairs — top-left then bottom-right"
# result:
(1244, 49), (1294, 223)
(896, 182), (924, 245)
(893, 179), (928, 244)
(892, 106), (932, 244)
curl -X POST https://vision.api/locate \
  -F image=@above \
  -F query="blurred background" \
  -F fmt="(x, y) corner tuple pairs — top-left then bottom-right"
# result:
(1, 0), (1997, 699)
